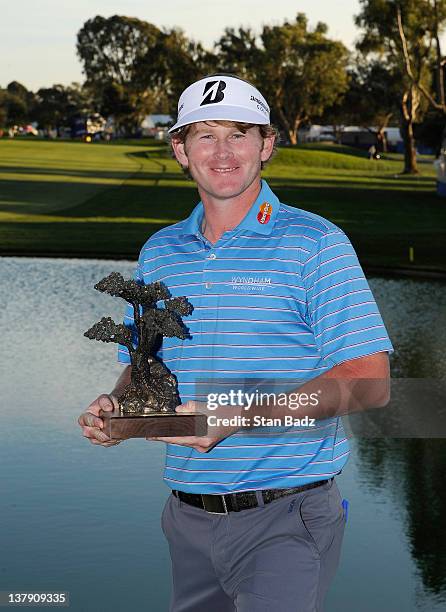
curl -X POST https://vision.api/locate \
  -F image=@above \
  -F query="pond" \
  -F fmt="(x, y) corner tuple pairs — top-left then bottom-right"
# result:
(0, 257), (445, 612)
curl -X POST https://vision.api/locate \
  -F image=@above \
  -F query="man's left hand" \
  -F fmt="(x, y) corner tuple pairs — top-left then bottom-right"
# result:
(146, 401), (239, 453)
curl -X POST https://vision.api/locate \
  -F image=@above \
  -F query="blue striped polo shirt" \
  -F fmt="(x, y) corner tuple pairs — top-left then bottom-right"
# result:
(118, 179), (393, 494)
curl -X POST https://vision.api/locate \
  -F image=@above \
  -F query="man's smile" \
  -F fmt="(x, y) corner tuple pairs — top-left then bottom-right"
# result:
(211, 167), (239, 173)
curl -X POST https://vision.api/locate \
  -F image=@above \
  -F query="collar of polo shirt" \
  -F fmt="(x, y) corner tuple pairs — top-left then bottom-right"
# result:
(180, 179), (280, 238)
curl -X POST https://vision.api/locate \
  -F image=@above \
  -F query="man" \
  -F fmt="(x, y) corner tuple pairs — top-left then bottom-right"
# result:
(78, 74), (393, 611)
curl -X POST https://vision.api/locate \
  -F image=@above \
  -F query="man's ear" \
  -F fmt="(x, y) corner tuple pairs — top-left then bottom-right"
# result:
(171, 139), (189, 168)
(260, 135), (276, 163)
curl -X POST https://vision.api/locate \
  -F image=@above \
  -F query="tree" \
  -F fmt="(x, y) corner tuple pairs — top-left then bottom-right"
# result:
(215, 14), (349, 145)
(7, 81), (30, 103)
(415, 109), (446, 155)
(431, 1), (446, 112)
(0, 97), (7, 128)
(0, 81), (34, 127)
(31, 83), (93, 131)
(324, 61), (400, 151)
(1, 93), (27, 126)
(262, 15), (349, 144)
(160, 28), (218, 117)
(396, 0), (446, 150)
(76, 15), (166, 133)
(99, 82), (142, 134)
(77, 15), (163, 88)
(215, 27), (261, 82)
(355, 0), (446, 173)
(395, 1), (446, 113)
(32, 86), (67, 130)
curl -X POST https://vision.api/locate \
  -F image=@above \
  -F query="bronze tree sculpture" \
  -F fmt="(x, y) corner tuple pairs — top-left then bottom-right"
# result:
(84, 272), (193, 414)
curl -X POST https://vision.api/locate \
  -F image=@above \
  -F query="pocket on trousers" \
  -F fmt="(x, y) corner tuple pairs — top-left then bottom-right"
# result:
(161, 494), (171, 535)
(297, 484), (340, 557)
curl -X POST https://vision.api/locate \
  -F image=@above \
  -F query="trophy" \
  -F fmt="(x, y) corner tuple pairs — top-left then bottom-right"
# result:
(84, 272), (207, 439)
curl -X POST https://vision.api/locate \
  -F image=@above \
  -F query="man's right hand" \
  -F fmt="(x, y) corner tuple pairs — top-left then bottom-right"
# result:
(78, 394), (122, 447)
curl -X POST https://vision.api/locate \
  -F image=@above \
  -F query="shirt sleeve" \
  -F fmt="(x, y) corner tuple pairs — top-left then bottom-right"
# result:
(117, 259), (144, 365)
(301, 229), (394, 368)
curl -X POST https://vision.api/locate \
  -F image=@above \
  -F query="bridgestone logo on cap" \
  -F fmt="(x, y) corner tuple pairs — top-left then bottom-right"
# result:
(200, 81), (226, 106)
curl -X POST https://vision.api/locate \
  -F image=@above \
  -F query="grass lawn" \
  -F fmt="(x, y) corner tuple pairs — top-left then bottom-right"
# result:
(0, 137), (445, 271)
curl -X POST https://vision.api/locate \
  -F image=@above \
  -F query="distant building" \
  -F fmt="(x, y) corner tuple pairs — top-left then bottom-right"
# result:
(298, 125), (336, 143)
(298, 124), (404, 151)
(383, 127), (402, 149)
(339, 126), (376, 148)
(340, 126), (404, 152)
(141, 114), (172, 137)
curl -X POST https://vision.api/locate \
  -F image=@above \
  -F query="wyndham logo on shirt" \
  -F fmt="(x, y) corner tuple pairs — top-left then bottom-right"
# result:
(231, 276), (271, 291)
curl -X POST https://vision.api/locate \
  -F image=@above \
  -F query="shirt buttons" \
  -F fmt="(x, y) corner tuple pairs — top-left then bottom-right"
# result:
(205, 282), (212, 289)
(209, 253), (216, 260)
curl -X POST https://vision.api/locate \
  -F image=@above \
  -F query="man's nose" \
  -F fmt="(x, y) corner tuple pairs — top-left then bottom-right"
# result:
(213, 140), (233, 159)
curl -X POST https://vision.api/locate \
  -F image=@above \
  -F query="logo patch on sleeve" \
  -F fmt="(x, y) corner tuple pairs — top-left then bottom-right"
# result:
(257, 202), (272, 224)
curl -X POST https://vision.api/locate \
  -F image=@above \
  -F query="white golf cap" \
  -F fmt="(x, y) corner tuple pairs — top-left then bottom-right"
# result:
(168, 74), (270, 133)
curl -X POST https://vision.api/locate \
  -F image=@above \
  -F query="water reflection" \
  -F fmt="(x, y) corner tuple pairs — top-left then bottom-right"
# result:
(356, 438), (446, 599)
(371, 277), (446, 378)
(355, 277), (446, 606)
(0, 258), (444, 611)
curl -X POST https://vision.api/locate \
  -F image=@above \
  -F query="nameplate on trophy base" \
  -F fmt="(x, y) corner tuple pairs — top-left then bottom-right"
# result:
(100, 407), (208, 440)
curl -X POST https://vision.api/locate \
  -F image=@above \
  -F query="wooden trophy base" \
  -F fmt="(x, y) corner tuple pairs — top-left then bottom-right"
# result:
(99, 407), (208, 440)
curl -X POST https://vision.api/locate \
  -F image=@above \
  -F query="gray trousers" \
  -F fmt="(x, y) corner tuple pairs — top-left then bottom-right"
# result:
(161, 479), (345, 612)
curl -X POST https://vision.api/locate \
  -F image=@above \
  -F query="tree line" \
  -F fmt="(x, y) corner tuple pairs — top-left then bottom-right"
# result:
(2, 1), (446, 174)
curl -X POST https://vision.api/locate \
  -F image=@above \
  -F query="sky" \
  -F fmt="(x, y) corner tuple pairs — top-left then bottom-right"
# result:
(1, 0), (362, 91)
